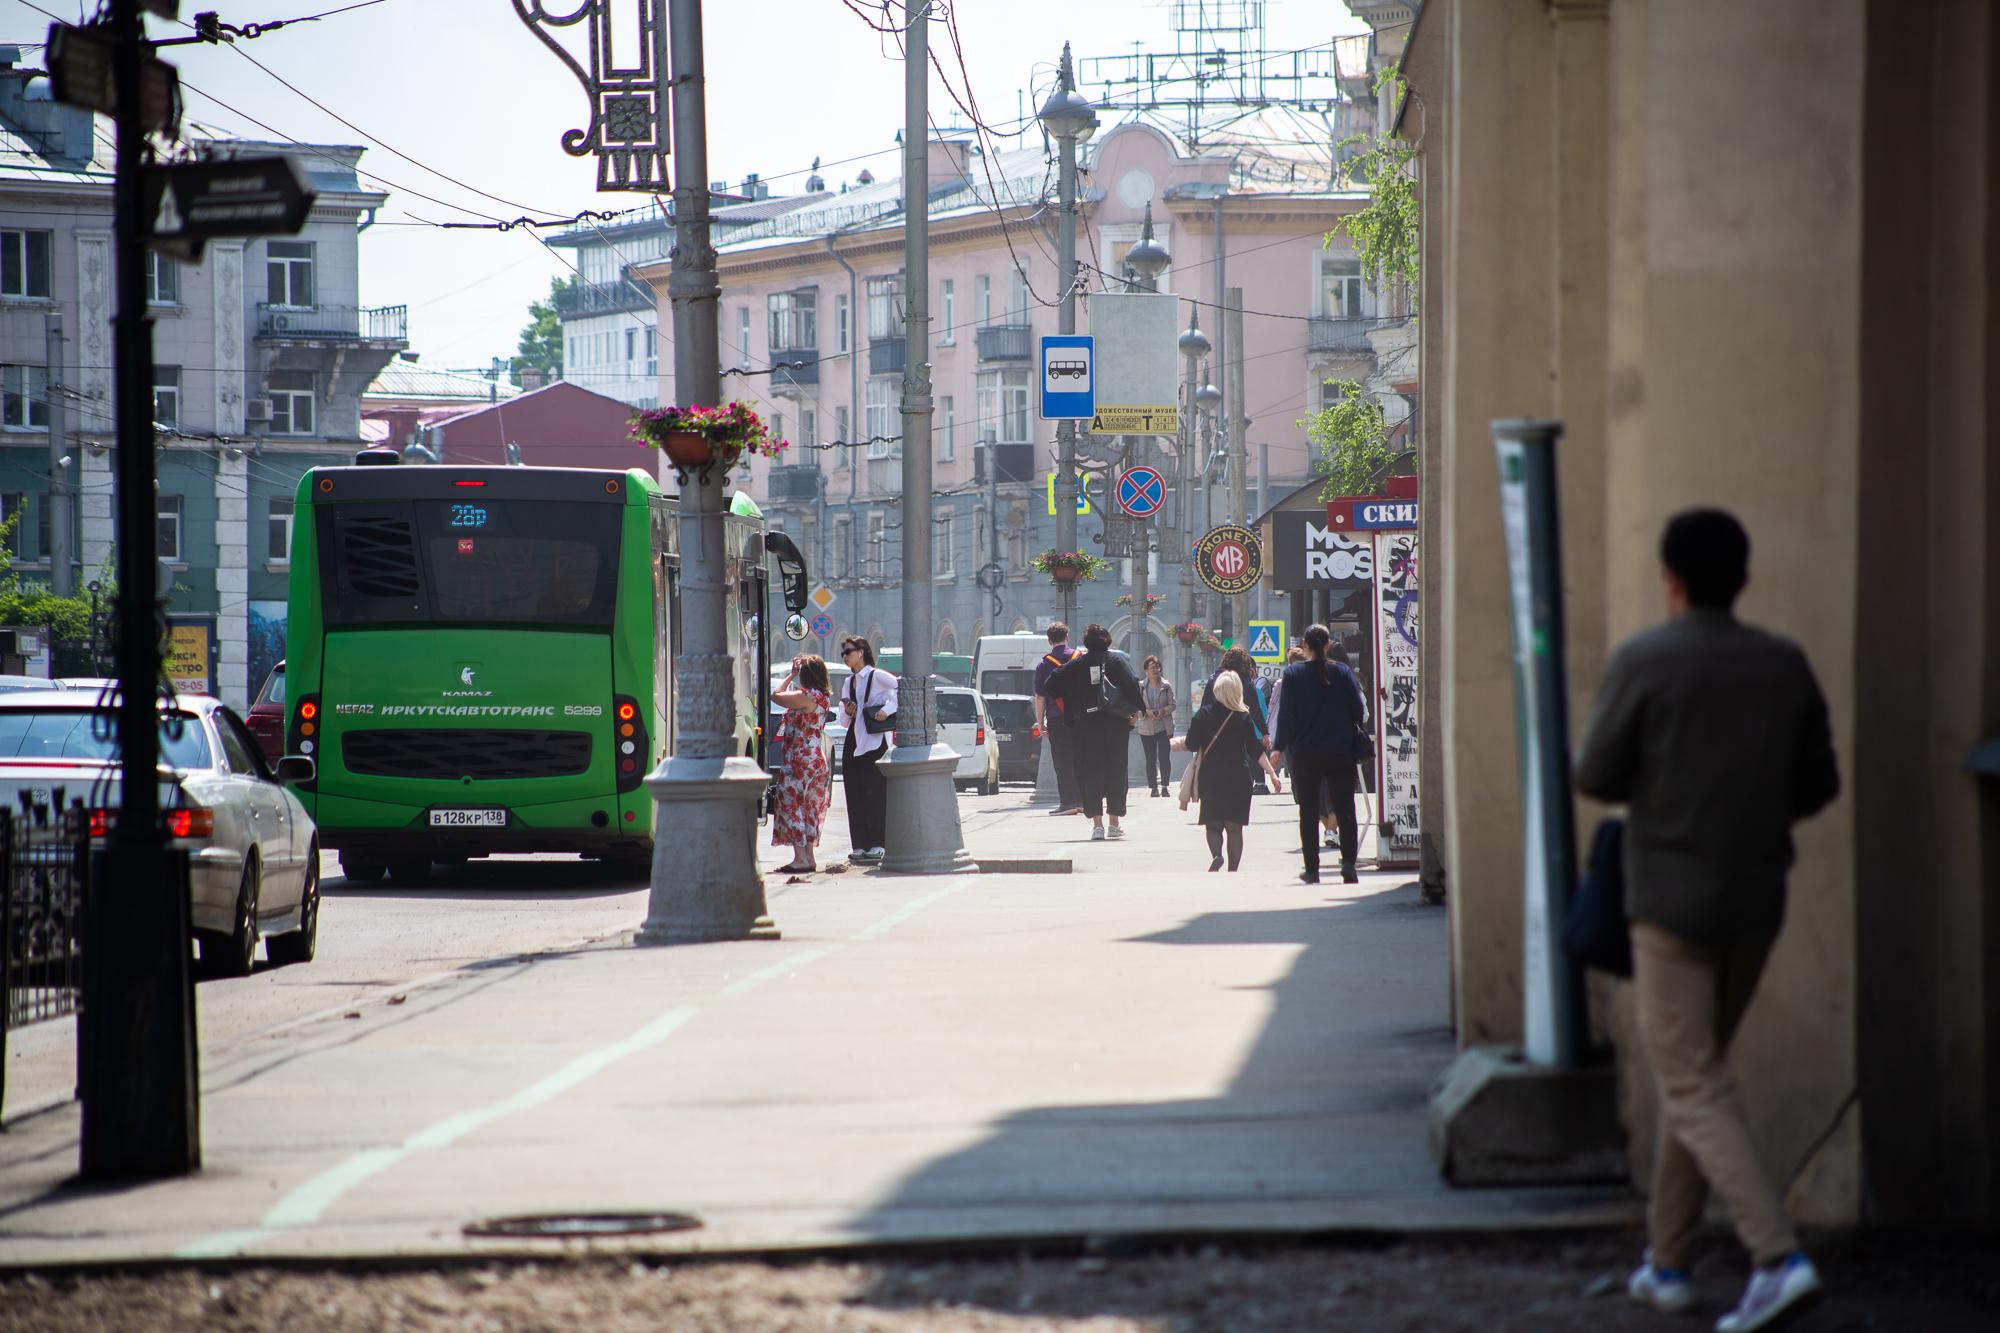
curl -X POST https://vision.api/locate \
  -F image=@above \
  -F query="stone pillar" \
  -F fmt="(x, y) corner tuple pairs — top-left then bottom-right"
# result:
(210, 243), (245, 435)
(213, 450), (248, 708)
(79, 448), (114, 580)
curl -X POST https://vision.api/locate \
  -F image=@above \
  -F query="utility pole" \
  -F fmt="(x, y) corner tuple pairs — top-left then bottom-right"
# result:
(79, 0), (199, 1180)
(881, 0), (972, 876)
(1176, 309), (1208, 710)
(638, 0), (778, 942)
(1226, 289), (1248, 641)
(1040, 44), (1095, 626)
(45, 314), (72, 596)
(1121, 204), (1170, 658)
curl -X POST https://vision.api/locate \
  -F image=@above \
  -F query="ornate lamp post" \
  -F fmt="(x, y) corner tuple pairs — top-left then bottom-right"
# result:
(1175, 310), (1211, 707)
(1038, 43), (1097, 627)
(1120, 206), (1169, 657)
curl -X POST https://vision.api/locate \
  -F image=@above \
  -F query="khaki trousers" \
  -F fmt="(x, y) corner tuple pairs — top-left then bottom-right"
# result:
(1630, 921), (1800, 1269)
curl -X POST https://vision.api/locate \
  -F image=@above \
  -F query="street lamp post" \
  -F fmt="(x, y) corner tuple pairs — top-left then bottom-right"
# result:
(1039, 43), (1096, 628)
(1175, 310), (1210, 715)
(1195, 377), (1223, 630)
(1121, 205), (1169, 658)
(637, 0), (778, 942)
(880, 0), (973, 875)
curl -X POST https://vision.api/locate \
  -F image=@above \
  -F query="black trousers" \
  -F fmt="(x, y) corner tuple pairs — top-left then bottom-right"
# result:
(1139, 730), (1172, 791)
(843, 732), (887, 850)
(1288, 749), (1356, 876)
(1047, 714), (1080, 808)
(1071, 718), (1132, 818)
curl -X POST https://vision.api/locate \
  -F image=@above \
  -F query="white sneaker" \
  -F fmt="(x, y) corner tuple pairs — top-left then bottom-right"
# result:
(1090, 825), (1106, 841)
(1715, 1254), (1820, 1332)
(1628, 1251), (1696, 1315)
(866, 846), (886, 860)
(1107, 824), (1125, 839)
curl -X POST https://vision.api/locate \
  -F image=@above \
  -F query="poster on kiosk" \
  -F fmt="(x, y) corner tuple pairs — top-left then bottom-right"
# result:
(1325, 490), (1421, 871)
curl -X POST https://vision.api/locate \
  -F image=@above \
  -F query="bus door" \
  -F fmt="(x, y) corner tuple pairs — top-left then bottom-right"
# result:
(654, 552), (678, 757)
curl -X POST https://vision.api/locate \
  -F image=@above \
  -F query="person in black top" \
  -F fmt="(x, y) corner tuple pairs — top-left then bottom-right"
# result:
(1200, 645), (1272, 794)
(1046, 623), (1146, 842)
(1271, 623), (1367, 884)
(1180, 670), (1282, 871)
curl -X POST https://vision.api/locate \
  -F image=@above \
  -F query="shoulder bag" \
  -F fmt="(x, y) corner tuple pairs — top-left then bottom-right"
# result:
(1087, 659), (1140, 722)
(1177, 712), (1234, 811)
(1562, 817), (1632, 977)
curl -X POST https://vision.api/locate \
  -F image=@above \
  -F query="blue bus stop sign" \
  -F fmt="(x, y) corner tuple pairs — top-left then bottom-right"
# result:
(1039, 335), (1094, 420)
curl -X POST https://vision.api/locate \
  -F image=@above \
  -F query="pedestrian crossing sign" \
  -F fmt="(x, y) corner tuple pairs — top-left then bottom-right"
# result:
(1247, 619), (1286, 664)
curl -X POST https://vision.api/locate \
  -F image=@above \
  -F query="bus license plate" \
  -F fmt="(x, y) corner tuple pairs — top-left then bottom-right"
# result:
(429, 808), (506, 828)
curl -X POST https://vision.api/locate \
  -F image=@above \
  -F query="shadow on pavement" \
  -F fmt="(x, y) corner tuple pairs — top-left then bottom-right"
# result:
(324, 858), (649, 900)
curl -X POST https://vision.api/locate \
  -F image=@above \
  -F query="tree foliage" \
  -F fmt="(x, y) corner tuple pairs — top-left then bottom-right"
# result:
(1304, 380), (1395, 501)
(513, 275), (572, 385)
(1330, 68), (1420, 299)
(0, 510), (107, 674)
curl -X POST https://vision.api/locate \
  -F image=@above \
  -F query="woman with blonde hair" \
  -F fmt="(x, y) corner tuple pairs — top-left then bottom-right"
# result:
(1177, 670), (1281, 872)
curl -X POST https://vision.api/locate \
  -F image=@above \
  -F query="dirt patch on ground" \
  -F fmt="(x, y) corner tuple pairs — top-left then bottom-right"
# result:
(1, 1231), (1992, 1332)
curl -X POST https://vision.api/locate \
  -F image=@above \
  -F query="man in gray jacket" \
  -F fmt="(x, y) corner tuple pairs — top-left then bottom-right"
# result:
(1576, 509), (1838, 1333)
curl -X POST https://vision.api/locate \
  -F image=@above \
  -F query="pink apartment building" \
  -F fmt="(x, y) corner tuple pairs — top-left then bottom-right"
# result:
(635, 121), (1401, 662)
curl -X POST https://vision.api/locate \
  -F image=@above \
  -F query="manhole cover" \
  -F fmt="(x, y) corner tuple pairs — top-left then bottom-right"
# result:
(463, 1211), (703, 1239)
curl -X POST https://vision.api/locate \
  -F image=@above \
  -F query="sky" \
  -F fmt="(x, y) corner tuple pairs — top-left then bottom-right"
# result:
(8, 0), (1366, 375)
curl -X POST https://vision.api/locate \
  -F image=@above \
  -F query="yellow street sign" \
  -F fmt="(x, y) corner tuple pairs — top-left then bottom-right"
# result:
(1045, 470), (1095, 516)
(1089, 404), (1178, 435)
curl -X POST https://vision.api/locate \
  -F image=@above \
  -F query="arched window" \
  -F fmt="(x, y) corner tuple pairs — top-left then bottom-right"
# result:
(936, 620), (958, 655)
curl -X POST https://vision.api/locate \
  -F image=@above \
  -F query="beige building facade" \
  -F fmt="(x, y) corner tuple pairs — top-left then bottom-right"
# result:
(1399, 0), (1997, 1223)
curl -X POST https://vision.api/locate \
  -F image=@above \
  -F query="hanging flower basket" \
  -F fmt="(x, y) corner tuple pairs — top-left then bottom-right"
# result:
(1197, 631), (1225, 653)
(629, 401), (788, 477)
(1030, 549), (1112, 585)
(1114, 592), (1164, 611)
(1171, 621), (1205, 645)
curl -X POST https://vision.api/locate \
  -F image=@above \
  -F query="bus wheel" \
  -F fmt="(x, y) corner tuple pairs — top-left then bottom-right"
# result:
(387, 859), (433, 885)
(339, 853), (386, 884)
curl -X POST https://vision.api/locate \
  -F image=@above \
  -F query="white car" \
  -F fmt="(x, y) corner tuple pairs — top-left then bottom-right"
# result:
(936, 687), (1000, 795)
(0, 691), (321, 978)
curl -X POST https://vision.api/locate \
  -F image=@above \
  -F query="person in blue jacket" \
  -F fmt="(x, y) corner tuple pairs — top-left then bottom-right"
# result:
(1271, 623), (1367, 884)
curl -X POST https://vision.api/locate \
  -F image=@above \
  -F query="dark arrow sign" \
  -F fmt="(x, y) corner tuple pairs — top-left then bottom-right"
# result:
(141, 156), (316, 263)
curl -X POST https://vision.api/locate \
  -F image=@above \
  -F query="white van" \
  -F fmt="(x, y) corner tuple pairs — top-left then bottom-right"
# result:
(971, 632), (1057, 702)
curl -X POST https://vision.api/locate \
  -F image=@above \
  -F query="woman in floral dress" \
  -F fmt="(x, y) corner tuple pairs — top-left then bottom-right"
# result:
(770, 654), (833, 872)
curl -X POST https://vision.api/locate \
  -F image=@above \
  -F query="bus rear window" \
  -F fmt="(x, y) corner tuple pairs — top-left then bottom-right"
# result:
(321, 500), (620, 627)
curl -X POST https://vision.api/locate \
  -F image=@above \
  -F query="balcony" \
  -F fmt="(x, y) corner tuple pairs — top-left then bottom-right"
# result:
(973, 442), (1034, 485)
(868, 336), (907, 377)
(258, 304), (408, 342)
(771, 351), (819, 393)
(767, 464), (821, 504)
(975, 324), (1032, 361)
(1306, 315), (1374, 355)
(554, 277), (653, 318)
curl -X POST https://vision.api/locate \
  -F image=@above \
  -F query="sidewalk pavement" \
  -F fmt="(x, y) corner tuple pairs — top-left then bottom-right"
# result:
(0, 786), (1636, 1267)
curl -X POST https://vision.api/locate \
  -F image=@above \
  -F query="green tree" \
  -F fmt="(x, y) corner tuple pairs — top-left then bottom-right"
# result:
(513, 275), (572, 385)
(1330, 68), (1419, 300)
(1304, 380), (1396, 500)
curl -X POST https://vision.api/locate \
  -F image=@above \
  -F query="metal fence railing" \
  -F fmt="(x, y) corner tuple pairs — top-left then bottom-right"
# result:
(1, 804), (89, 1108)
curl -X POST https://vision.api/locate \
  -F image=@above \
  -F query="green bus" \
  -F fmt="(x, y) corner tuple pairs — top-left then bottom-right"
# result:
(284, 458), (807, 883)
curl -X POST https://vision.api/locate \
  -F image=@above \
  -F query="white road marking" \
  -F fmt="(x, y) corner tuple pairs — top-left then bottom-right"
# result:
(177, 876), (975, 1259)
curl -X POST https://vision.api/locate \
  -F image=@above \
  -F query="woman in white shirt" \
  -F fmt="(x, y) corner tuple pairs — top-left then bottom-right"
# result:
(837, 637), (897, 863)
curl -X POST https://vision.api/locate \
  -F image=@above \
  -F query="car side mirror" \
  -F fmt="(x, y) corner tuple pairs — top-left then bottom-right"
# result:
(275, 755), (315, 785)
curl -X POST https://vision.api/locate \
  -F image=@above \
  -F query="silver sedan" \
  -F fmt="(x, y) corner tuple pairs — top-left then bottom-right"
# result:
(0, 691), (321, 977)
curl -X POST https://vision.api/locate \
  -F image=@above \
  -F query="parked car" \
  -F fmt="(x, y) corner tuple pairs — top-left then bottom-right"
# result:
(982, 693), (1041, 783)
(0, 674), (57, 692)
(936, 687), (1000, 794)
(245, 660), (286, 761)
(0, 691), (321, 978)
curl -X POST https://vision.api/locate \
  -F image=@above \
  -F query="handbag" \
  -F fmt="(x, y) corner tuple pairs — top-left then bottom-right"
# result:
(1353, 720), (1376, 763)
(1563, 817), (1632, 977)
(1091, 666), (1140, 722)
(1177, 713), (1233, 811)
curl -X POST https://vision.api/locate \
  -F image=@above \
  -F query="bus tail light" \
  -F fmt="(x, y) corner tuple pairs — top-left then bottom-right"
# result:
(288, 693), (322, 788)
(614, 695), (647, 793)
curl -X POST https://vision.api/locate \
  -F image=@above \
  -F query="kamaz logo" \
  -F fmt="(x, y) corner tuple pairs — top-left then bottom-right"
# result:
(460, 666), (476, 686)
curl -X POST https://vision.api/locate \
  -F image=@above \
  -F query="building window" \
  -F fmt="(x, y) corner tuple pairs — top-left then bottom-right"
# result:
(147, 252), (181, 305)
(1319, 256), (1366, 319)
(975, 368), (1031, 445)
(0, 494), (21, 556)
(266, 240), (315, 308)
(938, 279), (955, 344)
(831, 517), (851, 579)
(1007, 265), (1030, 322)
(866, 512), (887, 578)
(834, 405), (850, 466)
(801, 407), (816, 446)
(267, 370), (315, 435)
(866, 275), (903, 341)
(268, 497), (294, 562)
(735, 306), (751, 370)
(865, 377), (898, 457)
(933, 509), (955, 579)
(834, 294), (850, 353)
(1, 365), (50, 430)
(153, 365), (181, 427)
(157, 494), (184, 562)
(0, 230), (52, 300)
(625, 327), (637, 366)
(973, 273), (991, 327)
(644, 327), (657, 378)
(937, 394), (956, 461)
(768, 288), (818, 352)
(35, 492), (73, 565)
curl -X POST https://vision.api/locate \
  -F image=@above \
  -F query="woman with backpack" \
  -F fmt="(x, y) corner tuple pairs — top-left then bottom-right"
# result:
(1178, 671), (1282, 871)
(1046, 624), (1146, 841)
(1272, 623), (1367, 884)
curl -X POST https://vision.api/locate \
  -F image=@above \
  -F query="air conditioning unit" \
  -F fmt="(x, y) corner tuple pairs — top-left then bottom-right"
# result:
(244, 399), (271, 423)
(272, 314), (292, 332)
